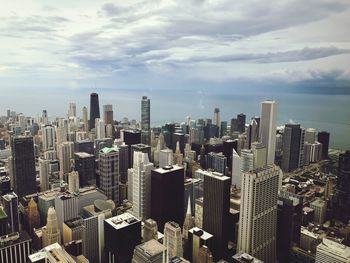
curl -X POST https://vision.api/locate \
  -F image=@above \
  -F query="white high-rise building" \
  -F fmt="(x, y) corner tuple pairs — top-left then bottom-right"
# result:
(42, 125), (56, 150)
(96, 118), (106, 139)
(68, 102), (76, 118)
(241, 149), (254, 173)
(82, 106), (88, 132)
(68, 171), (79, 193)
(251, 142), (267, 169)
(164, 221), (183, 261)
(316, 238), (350, 263)
(159, 148), (173, 168)
(130, 151), (153, 220)
(260, 100), (277, 165)
(213, 108), (220, 127)
(237, 165), (279, 262)
(99, 146), (120, 205)
(39, 158), (50, 191)
(57, 141), (74, 180)
(231, 148), (241, 187)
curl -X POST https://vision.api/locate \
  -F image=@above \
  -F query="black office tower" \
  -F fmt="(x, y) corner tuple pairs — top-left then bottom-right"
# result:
(151, 165), (184, 233)
(281, 124), (302, 172)
(203, 171), (230, 261)
(104, 213), (141, 263)
(317, 131), (330, 159)
(237, 113), (246, 133)
(333, 150), (350, 223)
(277, 191), (303, 263)
(89, 92), (100, 130)
(11, 136), (37, 198)
(74, 152), (96, 186)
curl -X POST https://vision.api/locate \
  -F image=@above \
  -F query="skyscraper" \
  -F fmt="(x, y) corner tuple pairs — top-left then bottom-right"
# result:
(68, 102), (76, 118)
(2, 192), (20, 233)
(141, 96), (151, 145)
(89, 92), (100, 130)
(42, 207), (61, 247)
(0, 231), (32, 263)
(188, 228), (213, 263)
(27, 198), (40, 235)
(260, 100), (277, 165)
(103, 104), (114, 125)
(151, 165), (184, 232)
(333, 150), (350, 223)
(74, 152), (95, 187)
(206, 152), (227, 175)
(104, 213), (141, 263)
(164, 221), (183, 261)
(317, 131), (330, 159)
(42, 125), (56, 150)
(57, 141), (74, 180)
(96, 118), (106, 139)
(282, 124), (302, 172)
(11, 136), (37, 198)
(130, 151), (153, 220)
(99, 146), (120, 205)
(54, 193), (79, 235)
(231, 149), (241, 187)
(237, 113), (246, 133)
(202, 171), (230, 261)
(213, 108), (220, 127)
(82, 106), (88, 132)
(132, 239), (166, 263)
(237, 165), (279, 262)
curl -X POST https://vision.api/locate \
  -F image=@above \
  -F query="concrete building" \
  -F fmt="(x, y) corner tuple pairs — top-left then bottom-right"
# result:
(260, 100), (277, 165)
(132, 239), (166, 263)
(42, 207), (61, 247)
(315, 238), (350, 263)
(237, 165), (280, 262)
(164, 221), (183, 261)
(0, 231), (32, 263)
(310, 199), (327, 225)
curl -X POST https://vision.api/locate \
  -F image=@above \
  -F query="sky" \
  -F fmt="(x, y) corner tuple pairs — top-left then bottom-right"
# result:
(1, 0), (350, 118)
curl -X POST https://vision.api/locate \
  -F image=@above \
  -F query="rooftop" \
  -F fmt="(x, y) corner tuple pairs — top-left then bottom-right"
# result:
(153, 164), (183, 174)
(136, 239), (165, 256)
(105, 212), (140, 230)
(74, 152), (94, 158)
(317, 238), (350, 259)
(189, 227), (213, 240)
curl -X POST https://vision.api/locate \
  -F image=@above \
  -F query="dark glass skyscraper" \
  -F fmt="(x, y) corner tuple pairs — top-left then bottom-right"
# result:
(317, 131), (330, 159)
(333, 150), (350, 223)
(281, 124), (302, 172)
(203, 171), (230, 261)
(151, 165), (184, 233)
(11, 136), (37, 198)
(89, 92), (100, 130)
(237, 113), (246, 133)
(141, 96), (151, 145)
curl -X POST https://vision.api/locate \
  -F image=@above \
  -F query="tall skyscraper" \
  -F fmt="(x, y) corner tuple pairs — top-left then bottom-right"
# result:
(231, 149), (241, 187)
(141, 96), (151, 145)
(0, 231), (32, 263)
(96, 118), (106, 139)
(99, 146), (120, 205)
(74, 152), (95, 187)
(282, 124), (302, 172)
(89, 92), (100, 130)
(143, 219), (159, 242)
(42, 125), (56, 150)
(68, 102), (76, 118)
(151, 165), (184, 232)
(202, 171), (230, 261)
(333, 150), (350, 223)
(206, 152), (227, 175)
(317, 131), (330, 159)
(82, 106), (88, 132)
(103, 104), (114, 125)
(164, 221), (183, 261)
(277, 191), (303, 263)
(104, 213), (141, 263)
(129, 151), (153, 220)
(213, 108), (220, 127)
(39, 158), (50, 191)
(42, 207), (61, 247)
(2, 192), (20, 233)
(42, 109), (48, 124)
(83, 214), (105, 263)
(260, 100), (277, 165)
(237, 165), (279, 262)
(11, 136), (37, 198)
(57, 141), (74, 180)
(237, 113), (246, 133)
(55, 193), (79, 234)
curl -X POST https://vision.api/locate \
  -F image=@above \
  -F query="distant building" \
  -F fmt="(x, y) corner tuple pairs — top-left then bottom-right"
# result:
(317, 131), (330, 159)
(260, 100), (277, 165)
(141, 96), (151, 145)
(89, 93), (100, 130)
(103, 104), (114, 125)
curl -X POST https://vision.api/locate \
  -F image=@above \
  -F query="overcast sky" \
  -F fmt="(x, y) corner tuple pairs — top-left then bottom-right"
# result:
(1, 0), (350, 117)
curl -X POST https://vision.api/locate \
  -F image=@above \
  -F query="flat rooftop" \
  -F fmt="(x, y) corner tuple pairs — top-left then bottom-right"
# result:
(105, 212), (140, 230)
